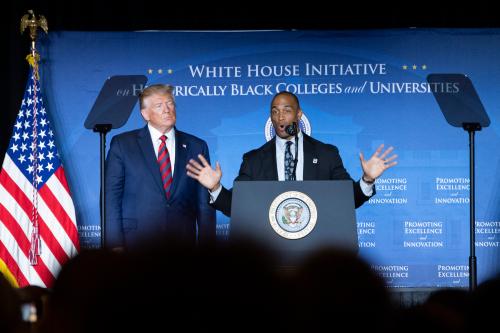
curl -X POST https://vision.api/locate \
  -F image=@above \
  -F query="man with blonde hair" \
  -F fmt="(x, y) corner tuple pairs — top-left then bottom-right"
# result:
(106, 84), (215, 250)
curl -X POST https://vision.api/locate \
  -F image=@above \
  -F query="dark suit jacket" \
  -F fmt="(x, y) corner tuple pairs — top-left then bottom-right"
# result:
(105, 126), (215, 249)
(214, 133), (374, 216)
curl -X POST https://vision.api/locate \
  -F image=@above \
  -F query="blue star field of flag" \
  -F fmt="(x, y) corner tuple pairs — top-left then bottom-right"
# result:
(7, 69), (62, 190)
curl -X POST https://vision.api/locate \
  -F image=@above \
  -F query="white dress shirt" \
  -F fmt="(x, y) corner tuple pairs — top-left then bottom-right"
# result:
(275, 131), (304, 181)
(148, 124), (176, 177)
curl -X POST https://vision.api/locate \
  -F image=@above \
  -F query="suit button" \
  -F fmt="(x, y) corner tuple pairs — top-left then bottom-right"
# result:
(166, 204), (171, 208)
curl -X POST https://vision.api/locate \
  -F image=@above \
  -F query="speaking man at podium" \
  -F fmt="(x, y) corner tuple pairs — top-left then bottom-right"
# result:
(186, 91), (397, 217)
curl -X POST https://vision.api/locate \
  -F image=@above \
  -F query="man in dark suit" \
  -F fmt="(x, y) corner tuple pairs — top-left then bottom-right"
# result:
(105, 84), (215, 250)
(186, 91), (397, 217)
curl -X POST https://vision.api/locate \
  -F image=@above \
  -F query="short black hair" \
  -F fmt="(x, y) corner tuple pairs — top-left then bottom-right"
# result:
(270, 91), (300, 109)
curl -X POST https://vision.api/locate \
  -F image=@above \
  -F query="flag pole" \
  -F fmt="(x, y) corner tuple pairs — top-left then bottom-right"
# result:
(20, 10), (48, 265)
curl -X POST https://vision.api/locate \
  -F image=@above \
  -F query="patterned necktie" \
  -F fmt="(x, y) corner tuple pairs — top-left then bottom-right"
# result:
(284, 141), (295, 181)
(158, 135), (173, 198)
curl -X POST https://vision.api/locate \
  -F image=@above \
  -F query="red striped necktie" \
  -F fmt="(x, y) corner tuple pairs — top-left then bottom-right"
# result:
(158, 135), (173, 198)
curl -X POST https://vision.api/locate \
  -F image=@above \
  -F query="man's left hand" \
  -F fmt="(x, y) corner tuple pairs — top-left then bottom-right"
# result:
(359, 144), (398, 183)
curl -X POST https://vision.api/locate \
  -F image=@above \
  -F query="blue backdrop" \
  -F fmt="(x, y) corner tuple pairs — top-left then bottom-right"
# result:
(37, 29), (500, 287)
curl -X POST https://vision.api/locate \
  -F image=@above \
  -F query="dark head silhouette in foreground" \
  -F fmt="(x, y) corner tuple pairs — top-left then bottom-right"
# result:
(11, 237), (498, 333)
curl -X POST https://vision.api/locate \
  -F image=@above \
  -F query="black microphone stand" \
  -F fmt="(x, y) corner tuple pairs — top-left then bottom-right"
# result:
(292, 122), (299, 181)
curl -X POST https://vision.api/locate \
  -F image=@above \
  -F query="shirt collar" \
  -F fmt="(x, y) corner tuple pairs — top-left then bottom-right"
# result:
(276, 130), (302, 150)
(148, 124), (175, 142)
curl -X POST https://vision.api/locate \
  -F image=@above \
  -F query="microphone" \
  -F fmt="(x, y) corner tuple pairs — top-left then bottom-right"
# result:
(285, 122), (298, 136)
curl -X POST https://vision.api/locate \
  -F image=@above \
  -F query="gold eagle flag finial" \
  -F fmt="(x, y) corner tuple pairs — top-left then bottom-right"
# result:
(20, 10), (48, 45)
(20, 10), (48, 75)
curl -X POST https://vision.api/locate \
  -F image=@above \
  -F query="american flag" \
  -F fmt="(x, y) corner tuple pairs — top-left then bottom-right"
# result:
(0, 64), (79, 288)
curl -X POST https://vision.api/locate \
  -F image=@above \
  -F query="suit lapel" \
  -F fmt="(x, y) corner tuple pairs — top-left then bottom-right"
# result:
(303, 134), (319, 180)
(263, 138), (278, 180)
(137, 126), (165, 195)
(167, 129), (187, 200)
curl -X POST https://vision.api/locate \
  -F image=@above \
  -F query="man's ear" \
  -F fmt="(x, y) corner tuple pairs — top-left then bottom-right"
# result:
(140, 109), (149, 122)
(297, 108), (303, 121)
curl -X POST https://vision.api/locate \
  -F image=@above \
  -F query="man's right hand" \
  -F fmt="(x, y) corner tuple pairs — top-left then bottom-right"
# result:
(186, 154), (222, 192)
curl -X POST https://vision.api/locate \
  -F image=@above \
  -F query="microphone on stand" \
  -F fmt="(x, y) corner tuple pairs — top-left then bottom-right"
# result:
(284, 122), (299, 181)
(285, 122), (298, 136)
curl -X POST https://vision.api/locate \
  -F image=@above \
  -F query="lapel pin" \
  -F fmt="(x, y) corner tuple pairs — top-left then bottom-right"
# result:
(313, 158), (318, 164)
(182, 144), (187, 148)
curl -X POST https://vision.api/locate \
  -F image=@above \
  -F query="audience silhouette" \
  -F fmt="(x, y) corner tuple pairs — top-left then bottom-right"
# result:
(2, 238), (499, 333)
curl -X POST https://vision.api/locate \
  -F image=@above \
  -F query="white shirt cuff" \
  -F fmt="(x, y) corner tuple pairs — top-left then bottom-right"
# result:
(209, 185), (222, 203)
(360, 178), (374, 196)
